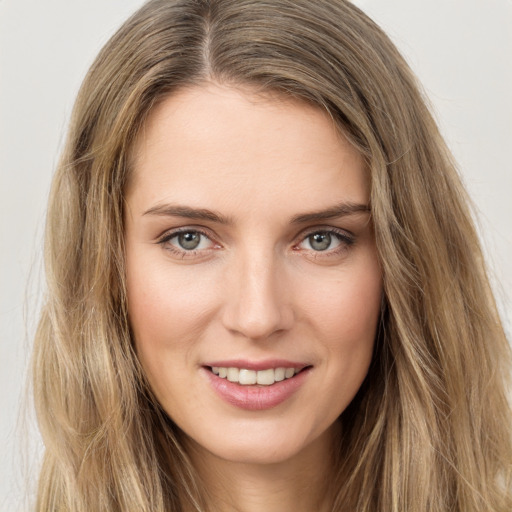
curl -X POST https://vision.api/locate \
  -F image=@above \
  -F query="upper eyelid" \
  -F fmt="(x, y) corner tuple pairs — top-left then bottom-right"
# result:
(295, 225), (354, 241)
(156, 226), (215, 243)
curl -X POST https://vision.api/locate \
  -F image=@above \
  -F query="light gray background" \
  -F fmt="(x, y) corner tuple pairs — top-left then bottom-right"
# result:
(1, 0), (511, 509)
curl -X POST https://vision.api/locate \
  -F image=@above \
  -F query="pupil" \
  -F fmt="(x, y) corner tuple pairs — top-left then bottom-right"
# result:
(310, 232), (331, 251)
(178, 232), (200, 250)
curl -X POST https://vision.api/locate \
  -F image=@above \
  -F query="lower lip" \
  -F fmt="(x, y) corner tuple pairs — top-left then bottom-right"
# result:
(203, 367), (311, 411)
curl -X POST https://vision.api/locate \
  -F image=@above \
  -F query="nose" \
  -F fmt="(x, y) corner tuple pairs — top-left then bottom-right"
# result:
(221, 249), (294, 340)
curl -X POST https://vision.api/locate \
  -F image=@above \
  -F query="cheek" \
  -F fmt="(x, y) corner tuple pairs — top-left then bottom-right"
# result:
(125, 254), (216, 399)
(125, 266), (213, 423)
(127, 256), (212, 345)
(302, 261), (382, 340)
(298, 257), (382, 389)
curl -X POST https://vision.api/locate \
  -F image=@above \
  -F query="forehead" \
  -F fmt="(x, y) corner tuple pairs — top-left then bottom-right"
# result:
(126, 83), (368, 217)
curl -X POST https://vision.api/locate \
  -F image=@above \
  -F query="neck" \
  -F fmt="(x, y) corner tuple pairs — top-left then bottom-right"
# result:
(183, 423), (339, 512)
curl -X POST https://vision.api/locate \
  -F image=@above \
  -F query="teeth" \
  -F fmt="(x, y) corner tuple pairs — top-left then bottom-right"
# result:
(256, 369), (274, 386)
(274, 367), (285, 382)
(227, 367), (239, 382)
(239, 369), (257, 385)
(211, 366), (301, 386)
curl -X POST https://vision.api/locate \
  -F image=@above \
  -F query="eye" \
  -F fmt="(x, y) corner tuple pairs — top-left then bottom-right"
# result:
(172, 231), (208, 250)
(296, 229), (354, 254)
(304, 232), (338, 251)
(157, 228), (217, 255)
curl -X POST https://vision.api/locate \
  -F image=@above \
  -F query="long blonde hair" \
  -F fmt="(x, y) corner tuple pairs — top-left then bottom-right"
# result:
(33, 0), (512, 510)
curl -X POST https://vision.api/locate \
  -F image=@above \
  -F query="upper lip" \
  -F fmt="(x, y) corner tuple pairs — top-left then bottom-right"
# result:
(203, 359), (311, 371)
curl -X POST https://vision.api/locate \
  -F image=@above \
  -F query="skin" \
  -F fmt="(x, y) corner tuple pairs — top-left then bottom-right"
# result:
(125, 83), (383, 512)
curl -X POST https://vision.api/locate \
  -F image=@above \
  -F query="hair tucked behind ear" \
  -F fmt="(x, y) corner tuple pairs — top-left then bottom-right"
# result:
(33, 1), (511, 510)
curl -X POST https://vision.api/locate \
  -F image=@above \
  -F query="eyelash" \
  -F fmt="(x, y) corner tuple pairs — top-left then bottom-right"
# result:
(156, 227), (216, 259)
(295, 228), (355, 258)
(156, 226), (355, 259)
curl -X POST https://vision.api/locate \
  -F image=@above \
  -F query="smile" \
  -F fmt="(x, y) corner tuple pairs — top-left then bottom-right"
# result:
(210, 366), (300, 386)
(204, 362), (312, 410)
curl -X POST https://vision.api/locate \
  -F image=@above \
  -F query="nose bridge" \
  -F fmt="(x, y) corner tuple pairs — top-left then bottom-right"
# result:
(222, 243), (292, 340)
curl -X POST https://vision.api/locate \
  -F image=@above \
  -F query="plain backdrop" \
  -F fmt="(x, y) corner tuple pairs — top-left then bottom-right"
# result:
(1, 0), (511, 509)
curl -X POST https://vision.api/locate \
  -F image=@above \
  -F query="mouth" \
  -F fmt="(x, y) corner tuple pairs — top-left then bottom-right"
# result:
(203, 361), (312, 410)
(207, 365), (308, 386)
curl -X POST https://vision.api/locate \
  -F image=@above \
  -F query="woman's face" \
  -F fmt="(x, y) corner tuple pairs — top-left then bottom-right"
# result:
(125, 84), (382, 466)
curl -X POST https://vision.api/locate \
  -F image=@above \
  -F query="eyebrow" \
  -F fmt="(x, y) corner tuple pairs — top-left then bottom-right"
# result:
(143, 204), (232, 224)
(290, 202), (370, 224)
(142, 201), (370, 224)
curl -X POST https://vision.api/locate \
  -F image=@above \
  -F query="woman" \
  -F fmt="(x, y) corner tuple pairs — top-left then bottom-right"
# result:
(32, 0), (512, 510)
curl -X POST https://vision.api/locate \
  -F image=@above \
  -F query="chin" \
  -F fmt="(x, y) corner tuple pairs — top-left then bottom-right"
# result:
(182, 417), (338, 468)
